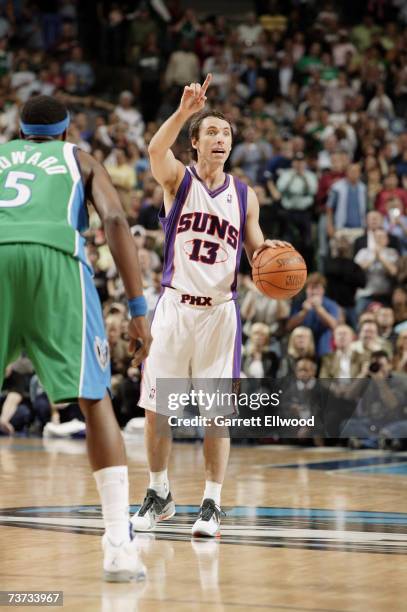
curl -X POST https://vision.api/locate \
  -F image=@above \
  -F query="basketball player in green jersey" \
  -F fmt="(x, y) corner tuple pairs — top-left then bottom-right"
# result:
(0, 95), (152, 582)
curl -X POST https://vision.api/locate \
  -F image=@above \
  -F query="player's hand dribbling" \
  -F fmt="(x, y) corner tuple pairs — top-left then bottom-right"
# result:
(128, 316), (153, 366)
(252, 239), (293, 264)
(179, 73), (212, 117)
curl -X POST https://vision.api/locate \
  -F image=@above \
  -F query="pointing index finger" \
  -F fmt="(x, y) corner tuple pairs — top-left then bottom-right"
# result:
(201, 73), (212, 95)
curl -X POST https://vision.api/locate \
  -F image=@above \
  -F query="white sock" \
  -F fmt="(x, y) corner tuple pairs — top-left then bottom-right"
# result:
(94, 466), (130, 545)
(203, 481), (222, 506)
(149, 469), (169, 499)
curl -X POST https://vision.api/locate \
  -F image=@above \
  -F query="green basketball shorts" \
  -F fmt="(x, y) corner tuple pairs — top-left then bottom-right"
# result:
(0, 243), (111, 402)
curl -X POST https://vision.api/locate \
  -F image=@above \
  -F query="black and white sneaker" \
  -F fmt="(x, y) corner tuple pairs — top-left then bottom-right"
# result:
(131, 488), (175, 531)
(191, 498), (223, 537)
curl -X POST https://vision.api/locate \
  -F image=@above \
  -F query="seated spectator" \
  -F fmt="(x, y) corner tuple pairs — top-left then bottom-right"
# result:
(29, 376), (83, 435)
(278, 326), (316, 377)
(105, 148), (136, 213)
(341, 350), (407, 448)
(392, 287), (407, 327)
(296, 42), (323, 81)
(0, 356), (34, 435)
(375, 172), (407, 216)
(237, 12), (263, 46)
(326, 163), (367, 243)
(367, 83), (395, 119)
(287, 273), (339, 358)
(353, 210), (401, 255)
(320, 324), (365, 378)
(351, 320), (392, 361)
(10, 59), (36, 102)
(241, 278), (289, 336)
(393, 330), (407, 374)
(376, 306), (398, 349)
(316, 135), (338, 172)
(278, 357), (324, 445)
(126, 191), (142, 226)
(114, 91), (145, 142)
(0, 390), (31, 435)
(138, 184), (163, 230)
(324, 233), (365, 328)
(354, 228), (399, 313)
(324, 70), (355, 112)
(396, 148), (407, 180)
(242, 323), (279, 378)
(383, 197), (407, 254)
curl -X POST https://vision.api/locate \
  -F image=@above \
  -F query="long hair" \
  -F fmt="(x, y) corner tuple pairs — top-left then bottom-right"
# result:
(287, 326), (315, 359)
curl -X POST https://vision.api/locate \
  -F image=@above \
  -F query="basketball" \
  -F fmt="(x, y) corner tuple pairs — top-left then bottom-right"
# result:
(252, 245), (307, 299)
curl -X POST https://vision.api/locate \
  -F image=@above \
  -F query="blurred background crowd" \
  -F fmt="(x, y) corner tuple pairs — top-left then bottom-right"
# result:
(1, 0), (407, 448)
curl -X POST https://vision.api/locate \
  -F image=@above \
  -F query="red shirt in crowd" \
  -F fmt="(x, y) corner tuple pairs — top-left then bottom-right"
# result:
(315, 171), (345, 213)
(375, 188), (407, 215)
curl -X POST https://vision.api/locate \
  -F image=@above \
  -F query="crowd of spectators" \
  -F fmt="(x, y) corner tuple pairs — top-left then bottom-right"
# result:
(1, 0), (407, 449)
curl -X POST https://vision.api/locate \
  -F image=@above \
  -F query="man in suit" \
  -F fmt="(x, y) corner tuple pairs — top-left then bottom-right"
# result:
(353, 210), (400, 255)
(319, 324), (366, 378)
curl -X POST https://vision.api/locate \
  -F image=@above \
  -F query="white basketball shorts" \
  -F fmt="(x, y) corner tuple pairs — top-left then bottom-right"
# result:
(139, 287), (241, 412)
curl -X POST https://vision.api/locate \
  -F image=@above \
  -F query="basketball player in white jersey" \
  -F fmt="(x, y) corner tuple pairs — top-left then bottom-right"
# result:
(132, 74), (288, 536)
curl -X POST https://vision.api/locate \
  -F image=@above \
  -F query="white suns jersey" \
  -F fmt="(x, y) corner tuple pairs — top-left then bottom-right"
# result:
(159, 166), (248, 302)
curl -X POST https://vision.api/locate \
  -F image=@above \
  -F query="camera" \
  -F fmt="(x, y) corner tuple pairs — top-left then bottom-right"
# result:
(389, 207), (401, 222)
(369, 361), (381, 374)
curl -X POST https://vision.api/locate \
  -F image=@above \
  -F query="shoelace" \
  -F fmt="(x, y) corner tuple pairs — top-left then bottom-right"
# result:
(138, 491), (161, 516)
(200, 501), (226, 522)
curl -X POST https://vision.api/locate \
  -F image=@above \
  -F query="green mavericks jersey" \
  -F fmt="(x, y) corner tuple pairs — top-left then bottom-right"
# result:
(0, 139), (89, 267)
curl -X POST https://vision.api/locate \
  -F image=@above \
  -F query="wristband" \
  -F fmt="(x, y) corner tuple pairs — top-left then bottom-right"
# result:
(128, 295), (147, 317)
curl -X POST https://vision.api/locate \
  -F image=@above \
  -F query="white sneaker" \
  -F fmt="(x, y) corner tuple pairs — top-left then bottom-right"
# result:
(131, 488), (175, 532)
(102, 535), (146, 582)
(191, 499), (223, 537)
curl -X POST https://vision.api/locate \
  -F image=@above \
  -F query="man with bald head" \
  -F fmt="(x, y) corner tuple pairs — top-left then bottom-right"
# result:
(319, 324), (366, 378)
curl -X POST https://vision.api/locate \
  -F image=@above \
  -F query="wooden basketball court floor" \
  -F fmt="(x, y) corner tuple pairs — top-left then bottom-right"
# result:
(2, 436), (407, 612)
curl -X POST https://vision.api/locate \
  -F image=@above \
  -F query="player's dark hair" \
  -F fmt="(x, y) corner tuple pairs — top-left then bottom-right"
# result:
(21, 95), (68, 125)
(188, 111), (233, 161)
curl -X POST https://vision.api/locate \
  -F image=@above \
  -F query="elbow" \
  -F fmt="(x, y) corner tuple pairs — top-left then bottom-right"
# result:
(103, 210), (128, 229)
(148, 141), (161, 158)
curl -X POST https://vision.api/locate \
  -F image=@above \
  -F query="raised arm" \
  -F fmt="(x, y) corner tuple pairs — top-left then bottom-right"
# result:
(77, 149), (152, 365)
(148, 73), (212, 211)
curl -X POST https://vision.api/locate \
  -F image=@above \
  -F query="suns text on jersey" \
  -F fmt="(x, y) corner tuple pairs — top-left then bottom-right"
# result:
(176, 212), (239, 250)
